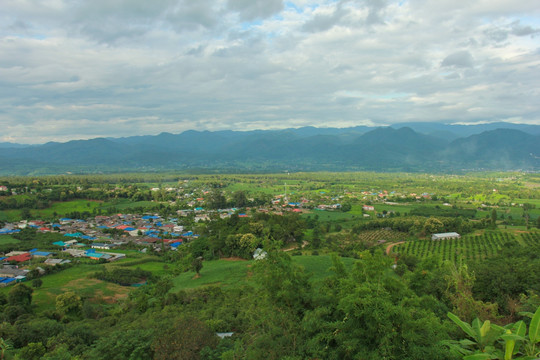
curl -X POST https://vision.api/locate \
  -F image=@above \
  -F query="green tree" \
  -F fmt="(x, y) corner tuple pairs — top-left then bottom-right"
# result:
(252, 251), (312, 315)
(20, 208), (31, 220)
(225, 233), (258, 259)
(232, 190), (248, 208)
(191, 257), (203, 276)
(42, 345), (79, 360)
(207, 188), (226, 210)
(32, 279), (42, 288)
(55, 292), (82, 317)
(423, 217), (444, 235)
(86, 329), (154, 360)
(16, 342), (45, 360)
(153, 317), (218, 360)
(444, 262), (498, 323)
(7, 283), (33, 307)
(491, 208), (498, 229)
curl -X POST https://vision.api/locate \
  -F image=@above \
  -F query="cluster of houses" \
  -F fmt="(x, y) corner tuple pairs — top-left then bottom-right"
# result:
(0, 213), (197, 251)
(0, 249), (72, 287)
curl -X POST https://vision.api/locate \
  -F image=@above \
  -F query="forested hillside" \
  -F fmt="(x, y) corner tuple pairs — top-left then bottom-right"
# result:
(1, 124), (539, 174)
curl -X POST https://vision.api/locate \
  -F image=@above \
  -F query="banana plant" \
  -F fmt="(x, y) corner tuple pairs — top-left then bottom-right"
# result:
(444, 306), (540, 360)
(0, 337), (12, 360)
(445, 312), (504, 359)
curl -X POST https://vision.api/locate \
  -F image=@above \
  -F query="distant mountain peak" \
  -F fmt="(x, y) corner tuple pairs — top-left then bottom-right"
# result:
(1, 124), (538, 175)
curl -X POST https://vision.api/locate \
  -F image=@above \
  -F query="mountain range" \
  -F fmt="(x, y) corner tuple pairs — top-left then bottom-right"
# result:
(1, 122), (539, 175)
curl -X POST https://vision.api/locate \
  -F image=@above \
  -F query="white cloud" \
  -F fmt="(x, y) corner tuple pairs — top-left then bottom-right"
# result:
(0, 0), (539, 143)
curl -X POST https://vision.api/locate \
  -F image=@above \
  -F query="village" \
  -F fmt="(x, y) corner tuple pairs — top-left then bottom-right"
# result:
(0, 183), (433, 287)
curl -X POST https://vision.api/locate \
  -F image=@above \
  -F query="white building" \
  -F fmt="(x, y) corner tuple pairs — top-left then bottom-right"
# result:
(431, 232), (460, 240)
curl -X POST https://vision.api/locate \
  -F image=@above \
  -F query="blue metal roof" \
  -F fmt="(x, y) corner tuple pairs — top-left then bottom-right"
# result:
(64, 232), (83, 237)
(33, 251), (52, 257)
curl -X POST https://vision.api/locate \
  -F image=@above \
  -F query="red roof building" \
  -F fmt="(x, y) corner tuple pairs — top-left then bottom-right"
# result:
(6, 253), (32, 263)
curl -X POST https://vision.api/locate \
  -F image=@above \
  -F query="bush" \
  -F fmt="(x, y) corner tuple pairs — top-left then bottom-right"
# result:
(32, 279), (43, 288)
(93, 268), (152, 286)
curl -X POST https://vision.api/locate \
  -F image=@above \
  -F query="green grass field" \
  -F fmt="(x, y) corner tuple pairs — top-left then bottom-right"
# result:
(307, 209), (359, 222)
(37, 200), (102, 217)
(293, 254), (356, 283)
(0, 209), (22, 222)
(172, 255), (358, 291)
(111, 261), (169, 277)
(0, 235), (20, 245)
(0, 199), (162, 223)
(172, 259), (251, 290)
(22, 264), (108, 312)
(0, 252), (165, 312)
(104, 200), (157, 211)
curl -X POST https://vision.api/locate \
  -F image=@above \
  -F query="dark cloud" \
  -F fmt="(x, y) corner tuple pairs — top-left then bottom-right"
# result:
(511, 21), (540, 37)
(302, 3), (349, 32)
(227, 0), (284, 21)
(441, 51), (474, 68)
(365, 0), (388, 25)
(484, 27), (509, 43)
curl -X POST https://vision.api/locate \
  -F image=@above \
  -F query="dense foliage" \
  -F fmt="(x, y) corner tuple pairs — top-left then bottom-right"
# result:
(93, 268), (153, 286)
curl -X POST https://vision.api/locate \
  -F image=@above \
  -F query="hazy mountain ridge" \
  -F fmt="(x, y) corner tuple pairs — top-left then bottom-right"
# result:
(1, 124), (539, 174)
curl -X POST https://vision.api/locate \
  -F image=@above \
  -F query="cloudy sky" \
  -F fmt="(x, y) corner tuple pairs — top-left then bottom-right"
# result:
(1, 0), (539, 144)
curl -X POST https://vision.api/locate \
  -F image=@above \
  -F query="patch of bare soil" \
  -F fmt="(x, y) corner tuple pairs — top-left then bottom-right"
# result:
(222, 257), (247, 261)
(61, 278), (102, 290)
(385, 241), (406, 256)
(62, 278), (130, 304)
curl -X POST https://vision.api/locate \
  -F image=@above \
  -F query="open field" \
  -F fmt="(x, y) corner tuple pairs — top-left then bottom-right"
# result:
(172, 258), (251, 290)
(17, 264), (107, 312)
(171, 255), (358, 291)
(0, 199), (162, 222)
(0, 235), (20, 245)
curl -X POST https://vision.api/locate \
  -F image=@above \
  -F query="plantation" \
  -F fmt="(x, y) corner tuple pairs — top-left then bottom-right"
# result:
(392, 230), (540, 261)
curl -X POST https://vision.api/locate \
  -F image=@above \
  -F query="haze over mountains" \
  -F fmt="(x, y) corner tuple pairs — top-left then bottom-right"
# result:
(1, 122), (539, 175)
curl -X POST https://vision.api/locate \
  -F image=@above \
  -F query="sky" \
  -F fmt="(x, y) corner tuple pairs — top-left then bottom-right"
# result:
(1, 0), (539, 144)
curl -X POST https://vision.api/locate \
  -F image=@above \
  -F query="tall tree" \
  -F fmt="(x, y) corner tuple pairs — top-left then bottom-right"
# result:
(491, 208), (497, 229)
(7, 284), (33, 308)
